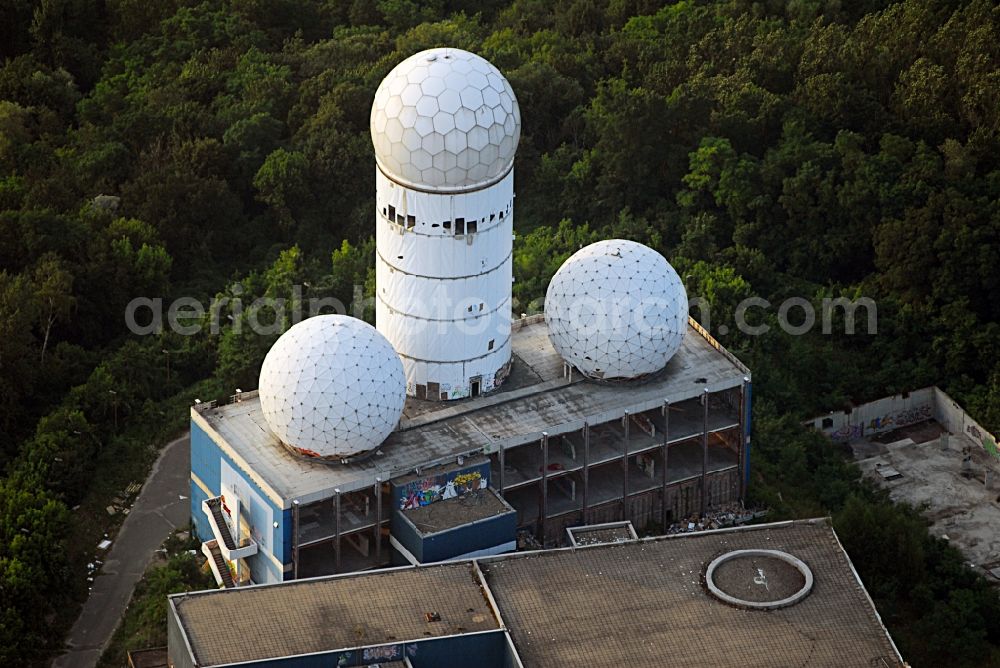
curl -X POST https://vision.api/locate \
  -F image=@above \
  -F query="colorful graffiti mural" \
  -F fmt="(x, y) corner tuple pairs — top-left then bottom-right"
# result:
(394, 461), (491, 510)
(865, 403), (932, 434)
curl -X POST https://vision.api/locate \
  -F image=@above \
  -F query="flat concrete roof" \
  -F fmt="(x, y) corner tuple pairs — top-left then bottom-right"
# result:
(171, 562), (500, 667)
(193, 317), (749, 507)
(481, 519), (904, 667)
(855, 421), (1000, 572)
(170, 520), (904, 667)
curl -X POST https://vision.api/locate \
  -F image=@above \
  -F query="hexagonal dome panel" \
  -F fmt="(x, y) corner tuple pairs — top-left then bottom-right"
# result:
(258, 315), (406, 458)
(371, 48), (521, 192)
(545, 240), (689, 380)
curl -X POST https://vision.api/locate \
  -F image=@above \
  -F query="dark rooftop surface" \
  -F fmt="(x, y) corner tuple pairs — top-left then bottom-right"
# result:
(171, 520), (903, 668)
(480, 519), (903, 667)
(171, 563), (499, 667)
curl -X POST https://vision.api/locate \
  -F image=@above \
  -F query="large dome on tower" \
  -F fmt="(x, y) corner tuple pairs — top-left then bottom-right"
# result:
(545, 240), (688, 380)
(370, 48), (520, 192)
(258, 315), (406, 459)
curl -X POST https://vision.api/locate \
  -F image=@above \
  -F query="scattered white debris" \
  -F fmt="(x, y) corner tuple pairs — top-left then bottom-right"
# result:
(97, 539), (112, 550)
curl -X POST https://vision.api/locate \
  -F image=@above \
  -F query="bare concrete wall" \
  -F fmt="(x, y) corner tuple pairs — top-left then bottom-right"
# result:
(933, 387), (1000, 461)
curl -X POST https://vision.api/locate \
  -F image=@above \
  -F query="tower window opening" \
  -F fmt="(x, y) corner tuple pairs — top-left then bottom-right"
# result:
(488, 339), (494, 350)
(499, 212), (504, 219)
(387, 205), (395, 220)
(443, 220), (451, 230)
(406, 215), (415, 229)
(468, 220), (477, 234)
(396, 214), (405, 226)
(490, 213), (495, 221)
(455, 218), (465, 234)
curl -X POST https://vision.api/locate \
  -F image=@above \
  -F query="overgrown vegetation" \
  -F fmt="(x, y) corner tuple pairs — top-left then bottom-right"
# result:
(1, 0), (998, 665)
(96, 529), (215, 668)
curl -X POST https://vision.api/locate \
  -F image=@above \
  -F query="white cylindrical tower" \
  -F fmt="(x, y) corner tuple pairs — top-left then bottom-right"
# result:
(371, 48), (520, 401)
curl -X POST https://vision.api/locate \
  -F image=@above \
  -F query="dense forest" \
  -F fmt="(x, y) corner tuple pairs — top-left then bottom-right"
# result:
(1, 0), (998, 665)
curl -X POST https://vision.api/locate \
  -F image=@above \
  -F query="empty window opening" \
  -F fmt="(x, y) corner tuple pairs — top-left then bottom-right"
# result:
(468, 220), (478, 234)
(499, 212), (504, 219)
(821, 417), (834, 429)
(488, 339), (494, 351)
(431, 223), (440, 228)
(443, 220), (451, 230)
(382, 207), (387, 216)
(406, 214), (415, 229)
(467, 305), (473, 312)
(397, 255), (403, 260)
(490, 213), (496, 221)
(479, 303), (484, 311)
(396, 214), (405, 226)
(470, 378), (482, 397)
(455, 218), (465, 234)
(387, 205), (395, 220)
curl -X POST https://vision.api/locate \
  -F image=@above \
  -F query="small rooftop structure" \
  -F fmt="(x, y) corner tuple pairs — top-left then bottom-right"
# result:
(169, 519), (905, 668)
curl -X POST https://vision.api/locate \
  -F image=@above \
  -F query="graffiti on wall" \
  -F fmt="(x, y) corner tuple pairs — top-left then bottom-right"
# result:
(830, 424), (862, 442)
(865, 403), (932, 435)
(395, 462), (491, 510)
(967, 423), (1000, 461)
(362, 645), (403, 662)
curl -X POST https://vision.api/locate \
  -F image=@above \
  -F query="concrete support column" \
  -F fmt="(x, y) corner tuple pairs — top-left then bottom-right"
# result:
(292, 499), (300, 580)
(622, 411), (630, 521)
(540, 433), (549, 545)
(661, 401), (670, 528)
(334, 489), (342, 572)
(374, 478), (382, 565)
(701, 389), (709, 517)
(498, 446), (505, 496)
(582, 423), (590, 522)
(739, 376), (751, 501)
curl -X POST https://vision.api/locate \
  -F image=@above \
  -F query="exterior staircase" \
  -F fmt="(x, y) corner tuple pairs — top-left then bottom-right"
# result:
(201, 495), (257, 561)
(202, 540), (235, 588)
(199, 495), (258, 588)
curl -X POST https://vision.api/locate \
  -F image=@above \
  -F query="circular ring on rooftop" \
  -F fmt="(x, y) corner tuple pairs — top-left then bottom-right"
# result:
(705, 549), (813, 610)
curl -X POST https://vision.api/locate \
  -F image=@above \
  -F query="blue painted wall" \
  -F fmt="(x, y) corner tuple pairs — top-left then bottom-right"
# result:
(171, 631), (510, 668)
(190, 419), (291, 584)
(393, 503), (516, 563)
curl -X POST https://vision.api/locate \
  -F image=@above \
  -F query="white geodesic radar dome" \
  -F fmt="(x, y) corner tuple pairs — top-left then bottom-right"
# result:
(545, 240), (689, 380)
(371, 47), (520, 192)
(258, 315), (406, 459)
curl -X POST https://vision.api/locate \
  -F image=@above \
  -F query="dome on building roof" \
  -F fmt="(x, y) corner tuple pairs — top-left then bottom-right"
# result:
(258, 315), (406, 459)
(544, 240), (688, 380)
(370, 48), (520, 192)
